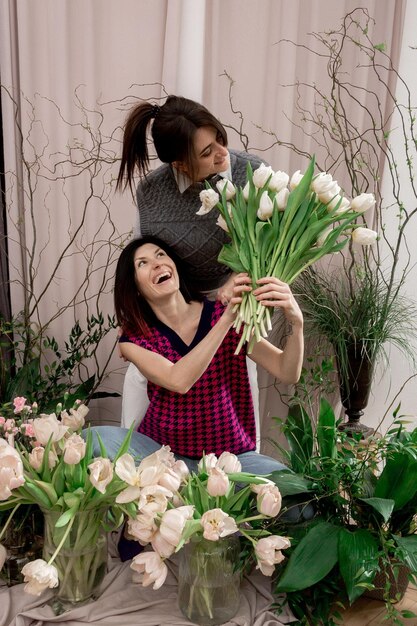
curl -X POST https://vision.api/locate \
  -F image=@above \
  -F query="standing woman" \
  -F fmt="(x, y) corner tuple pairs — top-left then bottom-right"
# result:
(116, 95), (266, 427)
(116, 94), (265, 302)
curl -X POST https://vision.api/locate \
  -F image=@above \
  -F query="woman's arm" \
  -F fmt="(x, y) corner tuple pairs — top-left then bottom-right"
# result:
(119, 305), (236, 394)
(246, 277), (304, 384)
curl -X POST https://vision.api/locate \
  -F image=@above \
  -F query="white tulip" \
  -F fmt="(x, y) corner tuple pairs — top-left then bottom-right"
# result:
(196, 189), (220, 215)
(32, 414), (68, 445)
(21, 559), (59, 595)
(351, 227), (378, 246)
(289, 170), (304, 190)
(63, 434), (86, 465)
(327, 195), (351, 214)
(216, 178), (236, 200)
(216, 214), (229, 232)
(216, 451), (242, 474)
(252, 163), (274, 188)
(350, 193), (376, 213)
(88, 457), (114, 494)
(312, 172), (339, 196)
(0, 544), (7, 570)
(242, 181), (250, 201)
(257, 191), (274, 220)
(268, 170), (289, 193)
(316, 226), (334, 247)
(275, 187), (290, 211)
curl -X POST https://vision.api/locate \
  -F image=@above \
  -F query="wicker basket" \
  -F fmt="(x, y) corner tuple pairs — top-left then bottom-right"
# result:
(364, 559), (410, 603)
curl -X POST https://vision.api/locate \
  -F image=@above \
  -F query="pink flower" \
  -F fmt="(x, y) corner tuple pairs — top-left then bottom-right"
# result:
(200, 508), (238, 541)
(207, 467), (229, 497)
(159, 505), (194, 547)
(13, 397), (27, 414)
(21, 558), (59, 595)
(130, 551), (168, 590)
(255, 483), (282, 517)
(255, 535), (291, 576)
(0, 439), (25, 500)
(21, 423), (35, 438)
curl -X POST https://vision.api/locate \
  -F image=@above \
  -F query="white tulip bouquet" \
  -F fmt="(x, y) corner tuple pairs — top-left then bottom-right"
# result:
(197, 157), (377, 353)
(123, 448), (290, 622)
(0, 398), (139, 599)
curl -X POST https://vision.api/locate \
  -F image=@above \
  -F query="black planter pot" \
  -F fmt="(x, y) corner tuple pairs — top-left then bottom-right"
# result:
(337, 345), (374, 438)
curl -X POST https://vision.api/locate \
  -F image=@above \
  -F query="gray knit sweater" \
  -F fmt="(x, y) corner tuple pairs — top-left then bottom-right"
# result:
(134, 149), (265, 291)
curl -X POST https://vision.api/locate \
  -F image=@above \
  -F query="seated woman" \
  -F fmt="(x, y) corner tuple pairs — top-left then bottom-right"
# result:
(94, 235), (304, 478)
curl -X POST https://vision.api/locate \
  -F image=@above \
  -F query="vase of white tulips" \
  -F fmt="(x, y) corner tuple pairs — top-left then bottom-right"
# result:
(124, 449), (290, 626)
(197, 157), (377, 354)
(41, 508), (108, 607)
(0, 398), (141, 612)
(177, 534), (240, 625)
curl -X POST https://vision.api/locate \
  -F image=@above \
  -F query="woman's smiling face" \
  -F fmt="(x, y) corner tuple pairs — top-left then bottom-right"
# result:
(176, 125), (229, 182)
(133, 243), (179, 301)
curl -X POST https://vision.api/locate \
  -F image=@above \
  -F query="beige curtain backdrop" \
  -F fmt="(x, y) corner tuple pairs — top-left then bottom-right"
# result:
(0, 0), (411, 453)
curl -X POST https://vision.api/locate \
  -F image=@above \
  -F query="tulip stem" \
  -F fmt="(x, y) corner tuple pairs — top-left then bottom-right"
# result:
(47, 515), (76, 565)
(0, 504), (21, 542)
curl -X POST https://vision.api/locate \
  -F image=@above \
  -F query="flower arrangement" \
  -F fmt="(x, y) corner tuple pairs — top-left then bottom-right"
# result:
(197, 157), (376, 354)
(0, 398), (141, 601)
(123, 448), (290, 623)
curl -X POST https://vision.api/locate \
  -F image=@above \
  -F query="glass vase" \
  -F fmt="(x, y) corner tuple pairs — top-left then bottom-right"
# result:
(42, 508), (108, 611)
(178, 535), (241, 626)
(0, 506), (43, 586)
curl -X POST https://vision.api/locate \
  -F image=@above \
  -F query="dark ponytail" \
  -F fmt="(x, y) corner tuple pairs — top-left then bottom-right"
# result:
(117, 95), (228, 191)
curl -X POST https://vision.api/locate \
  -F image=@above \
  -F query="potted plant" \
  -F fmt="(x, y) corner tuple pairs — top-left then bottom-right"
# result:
(269, 395), (417, 625)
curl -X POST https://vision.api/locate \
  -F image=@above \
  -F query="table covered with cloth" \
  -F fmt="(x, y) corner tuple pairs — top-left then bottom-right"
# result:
(0, 533), (296, 626)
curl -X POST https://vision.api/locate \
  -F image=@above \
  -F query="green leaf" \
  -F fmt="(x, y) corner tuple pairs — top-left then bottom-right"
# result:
(269, 471), (313, 497)
(276, 521), (341, 592)
(338, 528), (379, 603)
(316, 398), (336, 459)
(284, 406), (314, 473)
(374, 451), (417, 510)
(394, 534), (417, 573)
(55, 505), (79, 527)
(218, 244), (246, 273)
(358, 497), (395, 523)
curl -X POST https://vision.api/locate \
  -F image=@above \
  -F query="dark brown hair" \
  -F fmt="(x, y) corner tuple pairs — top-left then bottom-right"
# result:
(116, 95), (228, 191)
(114, 236), (203, 337)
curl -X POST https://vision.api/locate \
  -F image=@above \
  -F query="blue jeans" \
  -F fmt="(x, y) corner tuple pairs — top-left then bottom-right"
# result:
(88, 426), (313, 523)
(88, 426), (288, 474)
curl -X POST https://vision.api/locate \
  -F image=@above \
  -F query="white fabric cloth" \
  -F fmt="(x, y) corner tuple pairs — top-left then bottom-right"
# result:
(120, 364), (149, 429)
(0, 537), (295, 626)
